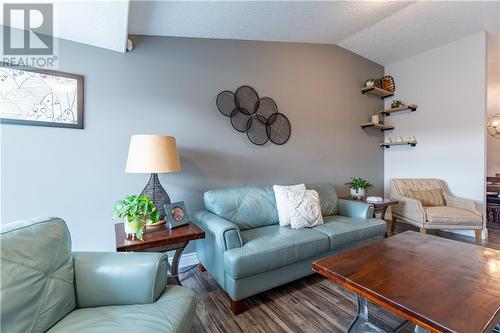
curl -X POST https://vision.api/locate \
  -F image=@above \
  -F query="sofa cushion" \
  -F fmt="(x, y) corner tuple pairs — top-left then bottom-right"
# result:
(313, 215), (387, 250)
(204, 186), (278, 230)
(424, 206), (482, 226)
(224, 225), (330, 279)
(46, 286), (196, 333)
(0, 218), (75, 333)
(306, 183), (338, 215)
(406, 189), (445, 206)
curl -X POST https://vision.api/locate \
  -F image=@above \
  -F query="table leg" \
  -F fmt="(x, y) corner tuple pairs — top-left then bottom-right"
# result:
(348, 294), (430, 333)
(381, 207), (388, 220)
(348, 294), (386, 333)
(169, 241), (188, 286)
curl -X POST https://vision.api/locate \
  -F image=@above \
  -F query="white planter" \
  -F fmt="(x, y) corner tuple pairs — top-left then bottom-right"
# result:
(350, 188), (365, 198)
(124, 220), (133, 235)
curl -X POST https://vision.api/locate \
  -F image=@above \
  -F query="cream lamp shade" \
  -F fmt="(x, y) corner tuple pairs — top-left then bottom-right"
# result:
(125, 135), (181, 173)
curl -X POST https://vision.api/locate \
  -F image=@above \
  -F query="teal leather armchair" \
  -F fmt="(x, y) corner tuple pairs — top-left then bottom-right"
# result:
(193, 183), (386, 314)
(1, 217), (196, 333)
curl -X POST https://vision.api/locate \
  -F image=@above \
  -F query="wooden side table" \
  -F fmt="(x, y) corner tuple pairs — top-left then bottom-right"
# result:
(115, 222), (205, 285)
(340, 196), (399, 220)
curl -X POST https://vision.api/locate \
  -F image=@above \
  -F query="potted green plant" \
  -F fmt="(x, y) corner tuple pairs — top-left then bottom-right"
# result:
(345, 177), (373, 198)
(113, 195), (160, 240)
(391, 99), (403, 108)
(364, 78), (376, 88)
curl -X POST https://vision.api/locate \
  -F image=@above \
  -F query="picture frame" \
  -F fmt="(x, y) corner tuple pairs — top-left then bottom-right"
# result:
(164, 201), (190, 229)
(0, 62), (84, 129)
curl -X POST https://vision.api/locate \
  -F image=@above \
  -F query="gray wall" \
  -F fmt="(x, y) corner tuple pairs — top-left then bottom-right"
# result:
(1, 35), (384, 252)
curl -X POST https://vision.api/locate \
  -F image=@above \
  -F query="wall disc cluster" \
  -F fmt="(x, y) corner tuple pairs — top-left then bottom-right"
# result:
(216, 86), (291, 145)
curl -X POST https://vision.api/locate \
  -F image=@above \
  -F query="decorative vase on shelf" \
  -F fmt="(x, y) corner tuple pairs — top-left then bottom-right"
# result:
(350, 188), (365, 198)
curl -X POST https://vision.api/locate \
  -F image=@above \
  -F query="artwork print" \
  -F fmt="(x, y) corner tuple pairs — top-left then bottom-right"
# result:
(0, 63), (84, 128)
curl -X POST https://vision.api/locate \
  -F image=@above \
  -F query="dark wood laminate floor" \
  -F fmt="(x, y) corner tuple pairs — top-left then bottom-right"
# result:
(180, 224), (500, 333)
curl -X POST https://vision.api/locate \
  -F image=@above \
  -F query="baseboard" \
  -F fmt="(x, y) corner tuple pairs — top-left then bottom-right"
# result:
(167, 252), (199, 269)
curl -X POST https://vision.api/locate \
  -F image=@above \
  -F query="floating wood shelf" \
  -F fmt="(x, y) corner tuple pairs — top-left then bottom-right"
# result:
(360, 86), (394, 99)
(380, 141), (417, 148)
(361, 122), (394, 132)
(380, 104), (418, 116)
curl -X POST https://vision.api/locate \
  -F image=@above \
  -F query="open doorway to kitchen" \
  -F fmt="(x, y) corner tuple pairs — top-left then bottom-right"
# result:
(486, 30), (500, 240)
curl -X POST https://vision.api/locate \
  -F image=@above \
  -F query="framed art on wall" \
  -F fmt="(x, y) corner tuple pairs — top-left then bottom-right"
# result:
(0, 63), (84, 129)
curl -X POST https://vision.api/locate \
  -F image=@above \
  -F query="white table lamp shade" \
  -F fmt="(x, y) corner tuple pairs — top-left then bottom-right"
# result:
(125, 135), (181, 173)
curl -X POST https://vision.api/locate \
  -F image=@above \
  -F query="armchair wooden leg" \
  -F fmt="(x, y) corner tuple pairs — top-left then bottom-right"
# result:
(390, 216), (397, 234)
(198, 263), (206, 272)
(420, 228), (427, 234)
(474, 230), (482, 245)
(230, 298), (246, 315)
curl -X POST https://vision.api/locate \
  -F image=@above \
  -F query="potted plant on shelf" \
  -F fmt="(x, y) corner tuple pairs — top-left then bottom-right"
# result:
(391, 99), (403, 108)
(345, 177), (373, 199)
(364, 78), (376, 88)
(113, 194), (160, 240)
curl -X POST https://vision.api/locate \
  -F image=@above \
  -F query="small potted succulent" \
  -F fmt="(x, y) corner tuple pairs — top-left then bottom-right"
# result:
(345, 177), (373, 199)
(364, 78), (376, 88)
(391, 99), (403, 108)
(113, 195), (160, 240)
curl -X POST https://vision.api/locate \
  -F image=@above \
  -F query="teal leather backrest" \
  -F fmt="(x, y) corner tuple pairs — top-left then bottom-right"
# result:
(203, 183), (339, 230)
(1, 217), (76, 333)
(204, 186), (278, 230)
(305, 183), (338, 216)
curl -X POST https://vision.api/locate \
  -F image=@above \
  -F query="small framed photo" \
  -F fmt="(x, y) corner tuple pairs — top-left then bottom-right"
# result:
(164, 201), (190, 229)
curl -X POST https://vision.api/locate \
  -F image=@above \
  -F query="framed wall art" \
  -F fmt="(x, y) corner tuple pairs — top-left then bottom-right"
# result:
(0, 63), (84, 129)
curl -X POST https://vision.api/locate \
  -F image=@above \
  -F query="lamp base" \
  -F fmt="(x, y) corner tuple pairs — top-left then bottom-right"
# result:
(140, 173), (170, 219)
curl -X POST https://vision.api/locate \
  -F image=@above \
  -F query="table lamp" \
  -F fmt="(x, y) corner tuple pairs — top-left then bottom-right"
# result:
(126, 135), (181, 219)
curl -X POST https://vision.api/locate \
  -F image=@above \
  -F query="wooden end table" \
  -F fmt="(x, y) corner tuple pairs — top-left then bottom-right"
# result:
(340, 196), (398, 220)
(313, 232), (500, 333)
(115, 222), (205, 285)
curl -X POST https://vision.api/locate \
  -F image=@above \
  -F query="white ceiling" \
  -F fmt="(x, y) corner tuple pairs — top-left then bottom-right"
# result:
(0, 0), (130, 53)
(1, 1), (499, 65)
(129, 0), (500, 66)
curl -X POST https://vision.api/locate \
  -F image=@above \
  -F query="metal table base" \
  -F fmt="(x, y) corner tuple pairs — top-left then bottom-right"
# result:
(348, 295), (429, 333)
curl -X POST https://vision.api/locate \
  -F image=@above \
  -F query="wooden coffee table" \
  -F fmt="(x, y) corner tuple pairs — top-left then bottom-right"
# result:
(312, 231), (500, 333)
(115, 222), (205, 285)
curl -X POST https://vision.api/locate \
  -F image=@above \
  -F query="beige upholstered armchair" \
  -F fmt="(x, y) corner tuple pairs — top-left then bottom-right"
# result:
(390, 179), (483, 244)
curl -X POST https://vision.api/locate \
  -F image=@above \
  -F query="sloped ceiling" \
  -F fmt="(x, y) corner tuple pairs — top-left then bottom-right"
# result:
(1, 1), (499, 65)
(0, 0), (130, 53)
(128, 1), (500, 66)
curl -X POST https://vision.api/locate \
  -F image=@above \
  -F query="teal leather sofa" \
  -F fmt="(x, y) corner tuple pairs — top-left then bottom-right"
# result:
(0, 217), (196, 333)
(193, 183), (386, 314)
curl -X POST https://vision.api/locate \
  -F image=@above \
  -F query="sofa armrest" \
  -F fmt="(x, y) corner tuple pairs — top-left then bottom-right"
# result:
(73, 252), (167, 308)
(443, 193), (481, 215)
(338, 199), (374, 219)
(192, 210), (243, 251)
(391, 195), (426, 223)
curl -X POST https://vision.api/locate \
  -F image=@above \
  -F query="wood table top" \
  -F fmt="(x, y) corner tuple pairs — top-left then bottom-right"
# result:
(339, 196), (399, 207)
(115, 222), (205, 252)
(312, 231), (500, 333)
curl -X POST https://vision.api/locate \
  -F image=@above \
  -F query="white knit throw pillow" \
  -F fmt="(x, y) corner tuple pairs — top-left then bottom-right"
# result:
(273, 184), (306, 226)
(286, 189), (324, 229)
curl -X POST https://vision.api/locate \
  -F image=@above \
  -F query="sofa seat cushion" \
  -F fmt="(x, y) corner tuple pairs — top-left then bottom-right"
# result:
(424, 206), (482, 226)
(312, 215), (387, 250)
(47, 286), (195, 333)
(224, 225), (330, 279)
